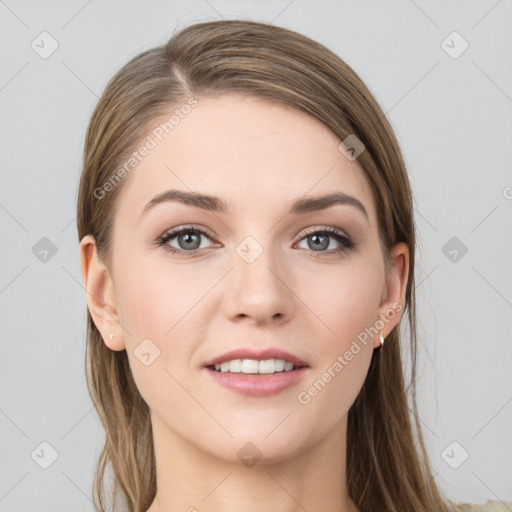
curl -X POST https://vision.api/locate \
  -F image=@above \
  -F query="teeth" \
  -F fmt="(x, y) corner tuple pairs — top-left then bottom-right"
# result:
(275, 359), (285, 371)
(284, 361), (294, 371)
(229, 359), (243, 372)
(242, 359), (260, 374)
(213, 358), (297, 374)
(258, 359), (275, 374)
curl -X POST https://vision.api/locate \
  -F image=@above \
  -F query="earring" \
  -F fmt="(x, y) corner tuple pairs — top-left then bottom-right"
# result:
(379, 332), (385, 346)
(109, 333), (114, 340)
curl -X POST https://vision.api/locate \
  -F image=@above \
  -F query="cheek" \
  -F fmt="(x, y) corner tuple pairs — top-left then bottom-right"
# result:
(113, 253), (219, 382)
(114, 253), (203, 338)
(112, 255), (206, 413)
(302, 256), (384, 353)
(293, 256), (383, 416)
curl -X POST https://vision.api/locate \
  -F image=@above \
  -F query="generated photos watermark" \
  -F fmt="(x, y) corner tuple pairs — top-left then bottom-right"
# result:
(93, 96), (198, 200)
(297, 301), (403, 405)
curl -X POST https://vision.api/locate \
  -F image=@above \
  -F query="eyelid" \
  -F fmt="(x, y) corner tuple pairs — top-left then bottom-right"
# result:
(297, 225), (350, 240)
(158, 224), (216, 241)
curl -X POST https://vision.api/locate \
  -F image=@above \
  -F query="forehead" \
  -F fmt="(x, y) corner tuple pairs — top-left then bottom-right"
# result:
(115, 94), (376, 221)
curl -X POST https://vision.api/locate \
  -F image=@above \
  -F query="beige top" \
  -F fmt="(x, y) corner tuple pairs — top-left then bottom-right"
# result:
(453, 500), (512, 511)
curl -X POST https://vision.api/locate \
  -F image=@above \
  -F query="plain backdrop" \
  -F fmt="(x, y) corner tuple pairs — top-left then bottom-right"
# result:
(1, 1), (511, 510)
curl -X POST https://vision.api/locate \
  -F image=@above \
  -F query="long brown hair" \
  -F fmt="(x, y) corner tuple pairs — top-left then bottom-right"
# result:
(77, 19), (455, 512)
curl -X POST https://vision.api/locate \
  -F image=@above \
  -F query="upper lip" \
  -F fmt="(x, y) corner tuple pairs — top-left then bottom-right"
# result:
(203, 347), (309, 368)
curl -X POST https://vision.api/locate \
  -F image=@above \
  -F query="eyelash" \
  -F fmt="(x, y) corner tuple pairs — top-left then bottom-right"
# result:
(156, 225), (356, 258)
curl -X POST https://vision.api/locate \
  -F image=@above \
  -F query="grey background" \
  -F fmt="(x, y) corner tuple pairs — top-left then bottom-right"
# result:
(1, 1), (511, 510)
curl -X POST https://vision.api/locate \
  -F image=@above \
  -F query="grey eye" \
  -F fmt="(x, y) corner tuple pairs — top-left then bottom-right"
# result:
(306, 233), (330, 251)
(176, 231), (202, 250)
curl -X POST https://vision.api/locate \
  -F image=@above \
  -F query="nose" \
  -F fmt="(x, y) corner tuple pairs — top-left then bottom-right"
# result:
(221, 242), (295, 326)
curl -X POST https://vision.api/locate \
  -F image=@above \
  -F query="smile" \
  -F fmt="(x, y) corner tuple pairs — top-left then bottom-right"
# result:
(210, 358), (298, 374)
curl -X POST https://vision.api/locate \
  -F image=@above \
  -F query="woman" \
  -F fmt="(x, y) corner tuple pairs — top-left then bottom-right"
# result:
(77, 19), (508, 512)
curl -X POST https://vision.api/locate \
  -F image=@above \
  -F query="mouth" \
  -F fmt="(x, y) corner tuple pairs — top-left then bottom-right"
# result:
(202, 349), (310, 397)
(206, 358), (306, 374)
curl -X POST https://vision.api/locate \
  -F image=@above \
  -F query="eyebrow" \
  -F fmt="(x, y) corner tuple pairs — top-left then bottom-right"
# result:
(142, 189), (368, 220)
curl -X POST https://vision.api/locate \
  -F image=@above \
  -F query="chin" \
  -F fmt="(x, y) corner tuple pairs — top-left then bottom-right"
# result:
(202, 424), (315, 467)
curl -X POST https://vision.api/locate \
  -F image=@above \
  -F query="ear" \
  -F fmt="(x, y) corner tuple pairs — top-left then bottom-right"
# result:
(79, 234), (125, 351)
(375, 242), (409, 348)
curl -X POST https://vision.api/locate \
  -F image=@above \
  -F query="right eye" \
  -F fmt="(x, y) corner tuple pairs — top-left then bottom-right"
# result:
(156, 226), (218, 256)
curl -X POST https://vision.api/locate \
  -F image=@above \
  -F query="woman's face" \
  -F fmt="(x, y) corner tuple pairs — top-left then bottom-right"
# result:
(84, 94), (406, 464)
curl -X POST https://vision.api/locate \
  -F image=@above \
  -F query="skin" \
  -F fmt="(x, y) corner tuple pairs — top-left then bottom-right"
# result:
(80, 94), (409, 512)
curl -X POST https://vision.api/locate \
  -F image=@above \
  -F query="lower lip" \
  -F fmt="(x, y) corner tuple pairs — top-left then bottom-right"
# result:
(203, 367), (309, 397)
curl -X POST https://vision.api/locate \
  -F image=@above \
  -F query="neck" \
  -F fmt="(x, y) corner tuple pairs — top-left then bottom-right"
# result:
(146, 413), (359, 512)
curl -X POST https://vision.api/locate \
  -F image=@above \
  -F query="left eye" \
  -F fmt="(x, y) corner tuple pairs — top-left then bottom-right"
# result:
(295, 229), (354, 253)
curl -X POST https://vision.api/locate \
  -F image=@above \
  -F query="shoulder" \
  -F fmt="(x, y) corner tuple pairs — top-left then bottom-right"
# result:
(452, 500), (512, 511)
